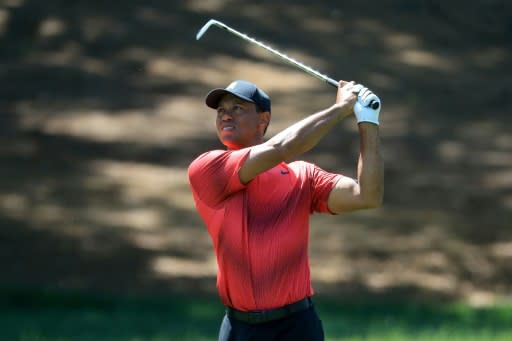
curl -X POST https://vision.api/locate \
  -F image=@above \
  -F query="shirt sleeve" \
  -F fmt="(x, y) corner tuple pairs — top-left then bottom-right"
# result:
(188, 149), (251, 207)
(308, 163), (342, 214)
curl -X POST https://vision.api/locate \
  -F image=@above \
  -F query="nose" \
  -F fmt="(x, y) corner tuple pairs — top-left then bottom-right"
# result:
(218, 110), (234, 121)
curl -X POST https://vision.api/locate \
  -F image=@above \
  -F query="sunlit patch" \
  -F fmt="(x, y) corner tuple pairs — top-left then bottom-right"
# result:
(146, 55), (317, 92)
(386, 28), (454, 73)
(365, 271), (457, 295)
(185, 0), (229, 12)
(0, 9), (9, 36)
(437, 140), (466, 163)
(90, 208), (163, 231)
(464, 290), (497, 308)
(89, 160), (194, 211)
(490, 242), (512, 259)
(366, 72), (399, 90)
(79, 15), (124, 42)
(0, 193), (28, 219)
(39, 17), (67, 38)
(504, 195), (512, 210)
(23, 109), (152, 143)
(482, 170), (512, 190)
(151, 256), (216, 278)
(385, 32), (420, 49)
(2, 0), (25, 6)
(19, 99), (208, 144)
(398, 49), (457, 72)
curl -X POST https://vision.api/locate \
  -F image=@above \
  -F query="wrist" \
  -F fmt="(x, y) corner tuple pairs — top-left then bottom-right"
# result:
(332, 102), (354, 119)
(354, 102), (379, 125)
(358, 122), (379, 130)
(358, 123), (380, 148)
(356, 116), (379, 125)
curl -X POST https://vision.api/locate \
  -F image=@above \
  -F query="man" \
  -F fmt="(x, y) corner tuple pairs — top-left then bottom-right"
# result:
(188, 79), (384, 340)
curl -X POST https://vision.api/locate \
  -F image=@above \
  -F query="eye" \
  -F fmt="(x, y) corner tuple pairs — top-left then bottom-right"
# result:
(217, 108), (225, 116)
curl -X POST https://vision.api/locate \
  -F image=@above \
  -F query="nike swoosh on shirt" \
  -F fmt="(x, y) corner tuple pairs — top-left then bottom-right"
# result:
(280, 170), (289, 175)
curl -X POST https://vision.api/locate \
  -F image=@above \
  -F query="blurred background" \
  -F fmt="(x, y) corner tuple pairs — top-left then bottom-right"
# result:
(0, 0), (511, 337)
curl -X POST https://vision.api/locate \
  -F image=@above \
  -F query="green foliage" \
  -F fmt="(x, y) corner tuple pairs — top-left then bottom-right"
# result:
(1, 289), (511, 341)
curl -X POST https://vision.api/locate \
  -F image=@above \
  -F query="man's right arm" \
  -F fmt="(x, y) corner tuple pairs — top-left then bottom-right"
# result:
(238, 81), (358, 184)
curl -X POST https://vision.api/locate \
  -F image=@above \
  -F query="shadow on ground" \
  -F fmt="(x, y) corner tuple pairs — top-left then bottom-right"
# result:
(1, 0), (511, 304)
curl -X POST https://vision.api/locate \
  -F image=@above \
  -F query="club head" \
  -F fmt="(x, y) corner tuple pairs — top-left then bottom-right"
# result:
(196, 19), (221, 40)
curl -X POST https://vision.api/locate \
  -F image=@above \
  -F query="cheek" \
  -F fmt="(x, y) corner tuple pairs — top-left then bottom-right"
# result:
(244, 116), (261, 129)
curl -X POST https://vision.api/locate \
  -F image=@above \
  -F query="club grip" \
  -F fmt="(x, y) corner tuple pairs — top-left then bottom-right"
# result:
(370, 101), (380, 110)
(326, 77), (339, 87)
(327, 78), (380, 110)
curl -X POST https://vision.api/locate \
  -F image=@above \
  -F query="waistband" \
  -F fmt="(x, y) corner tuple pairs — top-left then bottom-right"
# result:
(225, 297), (313, 324)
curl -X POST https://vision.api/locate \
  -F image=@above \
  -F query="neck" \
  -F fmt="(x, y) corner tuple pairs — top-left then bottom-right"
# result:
(223, 137), (263, 150)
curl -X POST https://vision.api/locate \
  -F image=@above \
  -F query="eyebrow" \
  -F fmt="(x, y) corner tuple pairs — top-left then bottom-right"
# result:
(218, 98), (249, 107)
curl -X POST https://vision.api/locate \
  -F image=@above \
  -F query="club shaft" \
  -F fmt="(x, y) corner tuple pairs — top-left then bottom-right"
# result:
(209, 21), (339, 88)
(197, 19), (380, 110)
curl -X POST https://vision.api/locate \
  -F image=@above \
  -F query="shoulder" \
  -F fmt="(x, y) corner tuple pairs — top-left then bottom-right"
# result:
(189, 149), (252, 167)
(189, 149), (227, 169)
(188, 148), (252, 180)
(288, 160), (343, 186)
(289, 160), (340, 174)
(191, 149), (227, 163)
(287, 160), (317, 173)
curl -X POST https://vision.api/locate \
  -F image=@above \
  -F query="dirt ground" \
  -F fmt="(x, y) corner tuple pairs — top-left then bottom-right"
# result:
(1, 1), (511, 306)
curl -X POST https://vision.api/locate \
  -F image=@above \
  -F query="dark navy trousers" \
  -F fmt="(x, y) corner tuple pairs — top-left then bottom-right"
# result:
(218, 306), (324, 341)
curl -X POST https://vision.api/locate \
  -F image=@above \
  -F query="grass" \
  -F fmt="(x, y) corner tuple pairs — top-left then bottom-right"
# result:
(1, 288), (512, 340)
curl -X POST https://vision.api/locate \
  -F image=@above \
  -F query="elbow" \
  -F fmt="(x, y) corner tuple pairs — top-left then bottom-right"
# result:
(361, 191), (383, 209)
(266, 140), (288, 161)
(360, 200), (381, 210)
(267, 133), (313, 160)
(364, 181), (384, 209)
(365, 197), (383, 209)
(267, 138), (301, 161)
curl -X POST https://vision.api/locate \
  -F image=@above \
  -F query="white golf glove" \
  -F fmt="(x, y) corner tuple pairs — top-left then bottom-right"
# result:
(353, 85), (381, 125)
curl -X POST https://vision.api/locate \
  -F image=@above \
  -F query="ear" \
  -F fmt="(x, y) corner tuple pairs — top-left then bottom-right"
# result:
(259, 111), (271, 135)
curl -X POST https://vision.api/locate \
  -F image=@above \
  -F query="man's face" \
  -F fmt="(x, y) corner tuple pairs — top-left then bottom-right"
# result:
(215, 94), (268, 149)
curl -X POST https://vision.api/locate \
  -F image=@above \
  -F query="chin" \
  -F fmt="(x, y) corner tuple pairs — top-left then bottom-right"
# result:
(219, 136), (243, 150)
(222, 141), (243, 150)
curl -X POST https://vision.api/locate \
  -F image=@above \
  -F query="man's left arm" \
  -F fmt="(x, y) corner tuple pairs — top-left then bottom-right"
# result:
(327, 89), (384, 213)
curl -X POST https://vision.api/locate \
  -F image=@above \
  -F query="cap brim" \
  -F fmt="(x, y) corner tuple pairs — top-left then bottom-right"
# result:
(205, 88), (255, 110)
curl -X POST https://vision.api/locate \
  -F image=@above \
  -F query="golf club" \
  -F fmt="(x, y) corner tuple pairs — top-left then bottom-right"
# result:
(196, 19), (380, 110)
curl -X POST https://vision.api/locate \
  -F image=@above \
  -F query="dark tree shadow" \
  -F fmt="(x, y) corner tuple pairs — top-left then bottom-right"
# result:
(0, 0), (511, 304)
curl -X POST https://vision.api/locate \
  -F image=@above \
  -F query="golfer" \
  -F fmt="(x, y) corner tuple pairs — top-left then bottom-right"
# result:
(188, 79), (384, 340)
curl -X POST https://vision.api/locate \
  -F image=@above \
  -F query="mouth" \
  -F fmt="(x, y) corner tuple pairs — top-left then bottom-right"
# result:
(221, 125), (235, 131)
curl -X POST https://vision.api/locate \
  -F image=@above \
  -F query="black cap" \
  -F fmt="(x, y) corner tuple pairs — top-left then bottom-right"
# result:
(205, 80), (271, 112)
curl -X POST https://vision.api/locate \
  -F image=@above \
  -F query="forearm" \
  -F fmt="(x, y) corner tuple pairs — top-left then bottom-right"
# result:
(267, 104), (350, 159)
(357, 123), (384, 207)
(238, 81), (358, 183)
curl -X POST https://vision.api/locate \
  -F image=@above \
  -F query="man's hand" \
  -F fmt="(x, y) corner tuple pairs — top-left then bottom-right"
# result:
(353, 86), (381, 125)
(334, 81), (359, 117)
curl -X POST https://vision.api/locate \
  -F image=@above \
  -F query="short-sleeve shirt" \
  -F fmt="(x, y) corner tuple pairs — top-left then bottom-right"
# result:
(188, 148), (341, 311)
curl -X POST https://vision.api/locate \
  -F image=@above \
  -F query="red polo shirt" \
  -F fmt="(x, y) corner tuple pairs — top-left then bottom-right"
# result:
(188, 148), (341, 311)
